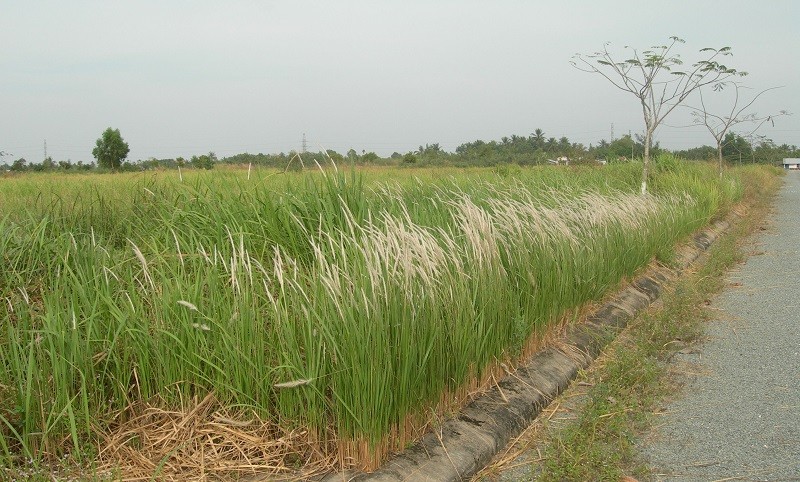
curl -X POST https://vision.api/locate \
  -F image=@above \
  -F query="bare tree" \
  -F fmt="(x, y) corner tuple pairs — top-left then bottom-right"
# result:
(572, 37), (745, 193)
(689, 82), (788, 174)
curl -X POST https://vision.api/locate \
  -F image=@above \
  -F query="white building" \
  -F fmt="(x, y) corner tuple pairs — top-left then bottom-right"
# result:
(782, 158), (800, 170)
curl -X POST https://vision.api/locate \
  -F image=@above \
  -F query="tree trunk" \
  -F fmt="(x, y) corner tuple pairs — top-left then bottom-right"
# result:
(717, 142), (724, 179)
(641, 129), (652, 194)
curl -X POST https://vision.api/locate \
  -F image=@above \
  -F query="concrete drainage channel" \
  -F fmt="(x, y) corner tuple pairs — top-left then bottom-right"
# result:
(320, 219), (730, 482)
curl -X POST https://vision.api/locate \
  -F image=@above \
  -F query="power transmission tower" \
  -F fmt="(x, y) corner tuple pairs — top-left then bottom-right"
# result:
(610, 123), (614, 141)
(44, 139), (47, 161)
(301, 133), (307, 154)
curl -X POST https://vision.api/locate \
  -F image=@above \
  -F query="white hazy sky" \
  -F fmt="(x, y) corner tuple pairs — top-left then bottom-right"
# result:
(1, 0), (798, 163)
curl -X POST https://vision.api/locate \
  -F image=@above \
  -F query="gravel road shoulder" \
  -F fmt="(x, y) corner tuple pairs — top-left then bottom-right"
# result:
(639, 173), (800, 481)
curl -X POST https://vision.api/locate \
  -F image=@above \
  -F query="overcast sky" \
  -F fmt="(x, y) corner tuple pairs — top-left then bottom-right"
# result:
(2, 0), (798, 164)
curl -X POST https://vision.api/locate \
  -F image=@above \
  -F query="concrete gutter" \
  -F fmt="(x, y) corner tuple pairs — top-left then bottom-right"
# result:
(322, 219), (730, 482)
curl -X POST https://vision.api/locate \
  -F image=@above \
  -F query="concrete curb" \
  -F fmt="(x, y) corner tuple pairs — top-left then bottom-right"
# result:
(322, 218), (731, 482)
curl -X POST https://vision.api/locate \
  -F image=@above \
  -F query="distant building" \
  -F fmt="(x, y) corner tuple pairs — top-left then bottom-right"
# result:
(782, 158), (800, 170)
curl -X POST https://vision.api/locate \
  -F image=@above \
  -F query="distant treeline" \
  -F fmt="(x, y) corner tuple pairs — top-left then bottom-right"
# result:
(5, 130), (798, 173)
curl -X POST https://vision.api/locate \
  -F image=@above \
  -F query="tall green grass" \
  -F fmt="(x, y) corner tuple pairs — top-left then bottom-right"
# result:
(0, 161), (742, 470)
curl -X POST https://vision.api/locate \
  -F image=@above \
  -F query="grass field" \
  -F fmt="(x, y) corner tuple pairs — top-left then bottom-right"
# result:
(0, 159), (744, 479)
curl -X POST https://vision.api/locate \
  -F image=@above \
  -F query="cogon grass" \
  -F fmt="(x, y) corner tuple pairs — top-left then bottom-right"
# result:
(0, 161), (743, 474)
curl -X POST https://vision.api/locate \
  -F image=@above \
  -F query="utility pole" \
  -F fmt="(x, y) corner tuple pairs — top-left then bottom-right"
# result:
(301, 133), (307, 154)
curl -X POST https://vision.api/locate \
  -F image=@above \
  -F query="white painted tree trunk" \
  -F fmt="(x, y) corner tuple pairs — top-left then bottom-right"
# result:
(641, 129), (653, 195)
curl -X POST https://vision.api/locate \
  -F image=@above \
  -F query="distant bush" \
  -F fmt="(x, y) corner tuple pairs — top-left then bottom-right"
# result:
(402, 153), (417, 164)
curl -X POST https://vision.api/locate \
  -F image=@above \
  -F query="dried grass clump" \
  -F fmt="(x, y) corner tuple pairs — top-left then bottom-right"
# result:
(97, 393), (333, 481)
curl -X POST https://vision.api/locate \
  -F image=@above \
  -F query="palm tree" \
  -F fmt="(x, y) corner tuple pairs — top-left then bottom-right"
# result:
(531, 128), (545, 149)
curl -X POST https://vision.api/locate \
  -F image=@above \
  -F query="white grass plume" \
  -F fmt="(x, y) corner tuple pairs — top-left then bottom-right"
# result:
(177, 300), (199, 311)
(128, 239), (155, 290)
(274, 378), (312, 389)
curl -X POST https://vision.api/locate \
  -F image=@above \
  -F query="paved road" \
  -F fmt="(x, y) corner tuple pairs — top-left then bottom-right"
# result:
(641, 173), (800, 481)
